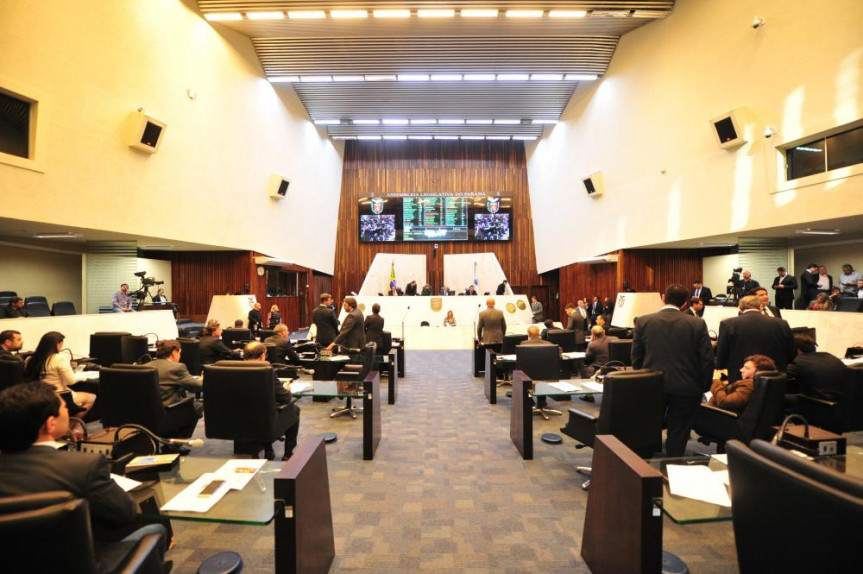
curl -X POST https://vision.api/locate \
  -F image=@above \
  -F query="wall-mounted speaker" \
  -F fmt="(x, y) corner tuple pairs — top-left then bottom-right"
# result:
(710, 109), (747, 149)
(128, 111), (166, 154)
(268, 174), (290, 200)
(582, 170), (604, 198)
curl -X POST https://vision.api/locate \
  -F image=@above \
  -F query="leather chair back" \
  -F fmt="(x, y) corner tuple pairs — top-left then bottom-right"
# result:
(89, 332), (131, 367)
(222, 328), (252, 348)
(258, 329), (276, 341)
(25, 302), (51, 317)
(24, 295), (47, 305)
(737, 371), (787, 443)
(203, 361), (284, 443)
(178, 338), (202, 376)
(379, 331), (393, 355)
(0, 291), (16, 298)
(546, 329), (577, 352)
(749, 439), (863, 498)
(0, 493), (98, 574)
(607, 340), (633, 366)
(515, 344), (560, 381)
(0, 357), (25, 391)
(596, 369), (664, 456)
(98, 365), (165, 430)
(121, 335), (150, 364)
(502, 334), (528, 354)
(51, 301), (77, 316)
(726, 440), (862, 573)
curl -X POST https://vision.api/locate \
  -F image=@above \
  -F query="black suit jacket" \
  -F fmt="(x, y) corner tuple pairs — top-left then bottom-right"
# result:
(715, 311), (797, 383)
(0, 446), (137, 543)
(312, 305), (339, 346)
(566, 311), (588, 342)
(363, 314), (385, 349)
(631, 308), (714, 396)
(787, 352), (849, 402)
(263, 335), (300, 365)
(692, 287), (713, 303)
(198, 335), (240, 364)
(334, 308), (366, 349)
(762, 305), (782, 319)
(771, 274), (797, 307)
(800, 270), (819, 302)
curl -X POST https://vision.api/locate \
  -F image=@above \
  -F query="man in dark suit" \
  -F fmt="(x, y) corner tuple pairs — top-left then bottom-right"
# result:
(786, 334), (849, 404)
(0, 296), (29, 319)
(686, 297), (704, 318)
(715, 295), (797, 384)
(565, 302), (588, 345)
(263, 323), (300, 365)
(312, 293), (339, 346)
(198, 319), (241, 364)
(582, 325), (614, 378)
(589, 296), (604, 324)
(150, 339), (203, 441)
(691, 280), (712, 306)
(243, 342), (299, 460)
(0, 329), (23, 360)
(477, 298), (506, 345)
(363, 303), (385, 349)
(0, 382), (168, 552)
(496, 280), (508, 295)
(631, 283), (714, 457)
(799, 263), (820, 308)
(771, 266), (797, 309)
(329, 296), (366, 351)
(752, 287), (782, 318)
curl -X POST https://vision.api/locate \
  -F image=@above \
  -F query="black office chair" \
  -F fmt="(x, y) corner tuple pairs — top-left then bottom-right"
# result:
(796, 364), (860, 433)
(51, 301), (77, 316)
(177, 338), (203, 377)
(90, 332), (132, 367)
(502, 334), (528, 354)
(379, 331), (393, 355)
(748, 439), (863, 497)
(693, 371), (787, 453)
(0, 296), (10, 307)
(203, 361), (298, 458)
(0, 357), (26, 391)
(561, 369), (664, 489)
(332, 343), (377, 419)
(121, 335), (151, 364)
(836, 298), (863, 312)
(222, 328), (252, 349)
(726, 440), (862, 574)
(0, 491), (166, 574)
(258, 329), (276, 342)
(546, 329), (577, 352)
(24, 295), (48, 305)
(99, 364), (199, 445)
(0, 291), (16, 298)
(515, 344), (562, 419)
(25, 301), (51, 317)
(607, 340), (633, 366)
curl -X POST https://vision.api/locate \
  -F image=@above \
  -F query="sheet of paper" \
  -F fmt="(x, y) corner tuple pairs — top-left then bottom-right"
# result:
(667, 464), (731, 507)
(497, 354), (516, 361)
(548, 382), (579, 392)
(328, 355), (350, 362)
(563, 352), (586, 359)
(290, 381), (313, 394)
(160, 473), (231, 513)
(214, 459), (268, 490)
(711, 453), (728, 465)
(581, 381), (605, 392)
(110, 473), (142, 492)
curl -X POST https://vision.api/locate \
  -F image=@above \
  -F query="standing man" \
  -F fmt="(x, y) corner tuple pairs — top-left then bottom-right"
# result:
(112, 283), (135, 312)
(739, 271), (760, 296)
(496, 279), (508, 295)
(631, 284), (714, 457)
(589, 296), (604, 324)
(565, 302), (589, 345)
(477, 298), (506, 345)
(248, 302), (263, 333)
(691, 279), (713, 305)
(312, 293), (339, 347)
(0, 297), (29, 319)
(838, 264), (861, 296)
(328, 296), (365, 351)
(816, 265), (833, 297)
(715, 295), (796, 384)
(799, 263), (820, 308)
(363, 303), (385, 349)
(530, 295), (544, 323)
(0, 330), (23, 360)
(771, 267), (797, 310)
(752, 287), (782, 318)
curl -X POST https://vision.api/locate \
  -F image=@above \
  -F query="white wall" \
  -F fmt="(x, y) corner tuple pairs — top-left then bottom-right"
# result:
(527, 0), (863, 273)
(359, 253), (427, 295)
(0, 244), (82, 310)
(0, 0), (343, 273)
(703, 254), (739, 300)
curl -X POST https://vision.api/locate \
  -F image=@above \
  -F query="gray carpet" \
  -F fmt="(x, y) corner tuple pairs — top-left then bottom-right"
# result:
(167, 350), (748, 573)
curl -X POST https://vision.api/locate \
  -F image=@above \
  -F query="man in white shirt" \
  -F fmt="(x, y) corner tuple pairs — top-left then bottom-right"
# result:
(839, 264), (861, 296)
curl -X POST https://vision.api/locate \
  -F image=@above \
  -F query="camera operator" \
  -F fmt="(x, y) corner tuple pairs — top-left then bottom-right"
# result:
(112, 283), (135, 313)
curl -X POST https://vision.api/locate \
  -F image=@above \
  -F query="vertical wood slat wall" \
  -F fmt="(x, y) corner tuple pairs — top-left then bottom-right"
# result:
(333, 140), (540, 301)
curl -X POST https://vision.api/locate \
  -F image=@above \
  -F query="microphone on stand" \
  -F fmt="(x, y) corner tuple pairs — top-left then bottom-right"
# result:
(166, 438), (205, 448)
(401, 305), (411, 337)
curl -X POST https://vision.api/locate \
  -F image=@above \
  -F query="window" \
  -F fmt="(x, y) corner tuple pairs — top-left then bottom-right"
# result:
(0, 80), (49, 173)
(266, 269), (299, 296)
(786, 124), (863, 181)
(0, 91), (30, 159)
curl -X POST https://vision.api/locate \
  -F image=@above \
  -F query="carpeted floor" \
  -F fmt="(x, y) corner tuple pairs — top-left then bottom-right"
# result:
(165, 350), (750, 573)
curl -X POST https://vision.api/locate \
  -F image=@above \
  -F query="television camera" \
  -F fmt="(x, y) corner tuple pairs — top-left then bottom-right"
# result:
(726, 267), (743, 299)
(132, 270), (164, 306)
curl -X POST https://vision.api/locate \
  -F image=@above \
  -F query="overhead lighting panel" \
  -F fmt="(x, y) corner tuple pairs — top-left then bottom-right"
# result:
(464, 74), (496, 81)
(365, 74), (397, 81)
(373, 10), (411, 19)
(357, 135), (382, 140)
(300, 76), (333, 82)
(439, 119), (465, 125)
(332, 75), (365, 82)
(494, 119), (520, 125)
(314, 119), (341, 125)
(548, 10), (587, 19)
(353, 119), (380, 125)
(383, 135), (408, 140)
(408, 135), (433, 140)
(461, 9), (499, 18)
(418, 9), (455, 18)
(431, 74), (462, 81)
(398, 74), (430, 82)
(382, 119), (410, 125)
(466, 120), (493, 125)
(287, 11), (326, 19)
(506, 10), (543, 19)
(204, 13), (243, 21)
(497, 74), (529, 81)
(246, 11), (285, 20)
(532, 74), (564, 81)
(269, 76), (299, 83)
(411, 119), (437, 125)
(331, 10), (368, 19)
(565, 74), (599, 81)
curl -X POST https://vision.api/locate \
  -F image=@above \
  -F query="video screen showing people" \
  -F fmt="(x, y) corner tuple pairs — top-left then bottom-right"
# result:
(359, 214), (396, 242)
(474, 213), (511, 241)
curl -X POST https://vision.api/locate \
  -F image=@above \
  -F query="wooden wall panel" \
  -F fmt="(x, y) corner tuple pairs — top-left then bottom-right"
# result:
(558, 262), (618, 319)
(333, 140), (542, 301)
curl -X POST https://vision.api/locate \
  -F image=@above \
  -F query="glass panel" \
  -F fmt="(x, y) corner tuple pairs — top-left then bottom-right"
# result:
(786, 139), (826, 180)
(646, 456), (733, 524)
(289, 380), (363, 398)
(135, 457), (282, 525)
(533, 381), (601, 397)
(827, 125), (863, 170)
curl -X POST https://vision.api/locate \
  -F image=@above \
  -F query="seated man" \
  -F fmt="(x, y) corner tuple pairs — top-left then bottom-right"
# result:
(150, 339), (203, 443)
(0, 383), (167, 556)
(0, 329), (23, 360)
(243, 342), (300, 460)
(708, 354), (775, 413)
(581, 325), (613, 378)
(787, 334), (849, 405)
(199, 320), (241, 364)
(1, 297), (29, 319)
(263, 323), (300, 365)
(111, 283), (135, 313)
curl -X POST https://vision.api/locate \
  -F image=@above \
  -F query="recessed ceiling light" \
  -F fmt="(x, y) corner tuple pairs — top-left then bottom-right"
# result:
(398, 74), (430, 82)
(486, 136), (511, 140)
(548, 10), (587, 18)
(494, 119), (521, 125)
(411, 119), (437, 125)
(565, 74), (599, 81)
(287, 11), (326, 19)
(497, 74), (529, 81)
(314, 119), (341, 125)
(357, 135), (382, 140)
(353, 119), (380, 125)
(33, 232), (81, 239)
(431, 74), (462, 81)
(439, 119), (465, 125)
(383, 135), (408, 140)
(373, 9), (411, 18)
(332, 75), (365, 82)
(418, 9), (455, 18)
(246, 11), (285, 20)
(464, 74), (496, 81)
(513, 136), (538, 140)
(382, 119), (409, 125)
(204, 13), (243, 22)
(531, 74), (564, 81)
(365, 74), (397, 81)
(461, 136), (485, 140)
(795, 228), (840, 235)
(408, 135), (434, 140)
(466, 120), (493, 125)
(506, 10), (543, 18)
(300, 76), (332, 82)
(269, 76), (300, 83)
(332, 136), (357, 140)
(461, 9), (499, 18)
(435, 135), (459, 140)
(331, 10), (368, 19)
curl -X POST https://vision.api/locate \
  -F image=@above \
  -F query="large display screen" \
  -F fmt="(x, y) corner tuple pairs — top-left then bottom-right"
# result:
(358, 193), (512, 242)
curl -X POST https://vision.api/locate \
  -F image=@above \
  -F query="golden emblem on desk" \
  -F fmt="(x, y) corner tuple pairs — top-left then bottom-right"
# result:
(506, 302), (517, 314)
(358, 303), (366, 312)
(516, 300), (527, 310)
(430, 297), (442, 312)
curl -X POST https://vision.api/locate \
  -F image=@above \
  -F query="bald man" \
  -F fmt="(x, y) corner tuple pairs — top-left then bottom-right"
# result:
(477, 298), (506, 345)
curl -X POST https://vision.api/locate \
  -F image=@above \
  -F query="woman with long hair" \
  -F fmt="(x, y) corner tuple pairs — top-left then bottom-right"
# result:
(24, 331), (95, 412)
